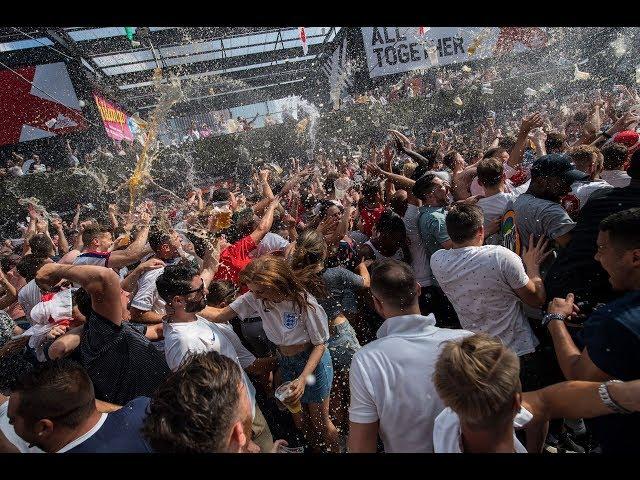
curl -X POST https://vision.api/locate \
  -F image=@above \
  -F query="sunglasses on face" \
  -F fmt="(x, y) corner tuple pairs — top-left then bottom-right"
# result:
(183, 279), (205, 296)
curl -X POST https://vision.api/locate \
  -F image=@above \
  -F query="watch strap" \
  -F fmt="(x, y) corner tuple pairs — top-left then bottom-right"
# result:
(599, 380), (632, 414)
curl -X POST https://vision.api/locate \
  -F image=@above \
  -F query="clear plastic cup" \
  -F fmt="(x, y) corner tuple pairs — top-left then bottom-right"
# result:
(334, 177), (351, 201)
(275, 381), (302, 414)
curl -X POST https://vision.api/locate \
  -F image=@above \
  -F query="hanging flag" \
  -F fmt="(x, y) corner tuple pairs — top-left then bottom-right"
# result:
(298, 27), (308, 55)
(418, 27), (428, 36)
(124, 27), (136, 41)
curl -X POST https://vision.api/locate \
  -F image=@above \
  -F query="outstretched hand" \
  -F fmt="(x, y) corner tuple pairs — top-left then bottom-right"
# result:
(522, 234), (552, 274)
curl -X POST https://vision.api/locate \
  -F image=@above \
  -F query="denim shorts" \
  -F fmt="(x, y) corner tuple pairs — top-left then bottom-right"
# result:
(278, 347), (333, 404)
(327, 321), (361, 373)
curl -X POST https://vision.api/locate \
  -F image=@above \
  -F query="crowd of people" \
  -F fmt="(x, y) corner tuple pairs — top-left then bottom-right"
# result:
(0, 139), (141, 181)
(0, 72), (640, 455)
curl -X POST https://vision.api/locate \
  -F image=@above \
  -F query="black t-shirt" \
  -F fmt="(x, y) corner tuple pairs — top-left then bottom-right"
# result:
(80, 311), (170, 405)
(582, 291), (640, 453)
(546, 183), (640, 304)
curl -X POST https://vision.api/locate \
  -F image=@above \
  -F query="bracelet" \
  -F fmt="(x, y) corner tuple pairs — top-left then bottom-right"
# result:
(600, 131), (612, 139)
(598, 380), (632, 414)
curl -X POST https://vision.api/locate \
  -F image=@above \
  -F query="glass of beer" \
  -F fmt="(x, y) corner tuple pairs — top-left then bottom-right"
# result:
(275, 381), (302, 414)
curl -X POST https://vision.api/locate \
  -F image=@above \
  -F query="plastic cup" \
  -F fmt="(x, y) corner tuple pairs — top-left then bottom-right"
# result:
(275, 381), (302, 414)
(334, 177), (351, 201)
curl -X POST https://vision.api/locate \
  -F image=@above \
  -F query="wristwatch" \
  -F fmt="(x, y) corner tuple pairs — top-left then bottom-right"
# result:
(598, 380), (632, 414)
(541, 312), (566, 328)
(600, 130), (612, 139)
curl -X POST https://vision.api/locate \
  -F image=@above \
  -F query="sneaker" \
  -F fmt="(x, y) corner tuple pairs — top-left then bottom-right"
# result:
(543, 444), (558, 454)
(557, 432), (586, 454)
(564, 418), (587, 437)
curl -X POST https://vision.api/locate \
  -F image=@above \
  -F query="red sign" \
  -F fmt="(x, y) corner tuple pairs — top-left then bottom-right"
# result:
(0, 62), (87, 146)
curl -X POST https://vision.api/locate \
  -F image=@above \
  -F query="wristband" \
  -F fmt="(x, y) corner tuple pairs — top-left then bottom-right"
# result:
(600, 131), (612, 139)
(541, 312), (566, 328)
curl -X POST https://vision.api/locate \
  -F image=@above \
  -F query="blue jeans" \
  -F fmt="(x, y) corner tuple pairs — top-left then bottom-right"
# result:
(327, 321), (360, 374)
(278, 347), (333, 404)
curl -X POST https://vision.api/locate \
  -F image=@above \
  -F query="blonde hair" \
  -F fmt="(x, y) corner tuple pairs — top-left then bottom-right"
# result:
(240, 255), (313, 314)
(403, 162), (418, 178)
(433, 333), (521, 430)
(289, 229), (328, 299)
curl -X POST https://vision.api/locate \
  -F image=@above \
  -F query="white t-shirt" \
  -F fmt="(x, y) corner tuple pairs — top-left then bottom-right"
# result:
(601, 170), (631, 188)
(17, 279), (43, 324)
(162, 316), (257, 416)
(349, 314), (472, 453)
(569, 180), (611, 210)
(229, 291), (329, 347)
(129, 268), (166, 314)
(0, 400), (43, 453)
(470, 164), (530, 196)
(430, 245), (539, 356)
(477, 192), (518, 225)
(433, 406), (532, 453)
(403, 204), (431, 287)
(250, 232), (289, 258)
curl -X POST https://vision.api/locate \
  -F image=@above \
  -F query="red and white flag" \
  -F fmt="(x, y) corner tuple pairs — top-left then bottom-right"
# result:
(298, 27), (308, 55)
(418, 27), (427, 36)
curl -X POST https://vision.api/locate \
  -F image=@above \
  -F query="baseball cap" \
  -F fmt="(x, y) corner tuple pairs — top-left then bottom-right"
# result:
(530, 153), (589, 183)
(612, 130), (640, 147)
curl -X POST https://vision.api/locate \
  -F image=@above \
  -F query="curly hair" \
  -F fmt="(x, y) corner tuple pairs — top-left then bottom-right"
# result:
(142, 351), (243, 453)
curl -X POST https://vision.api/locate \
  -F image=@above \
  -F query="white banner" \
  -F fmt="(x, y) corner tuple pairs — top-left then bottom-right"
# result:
(361, 27), (548, 78)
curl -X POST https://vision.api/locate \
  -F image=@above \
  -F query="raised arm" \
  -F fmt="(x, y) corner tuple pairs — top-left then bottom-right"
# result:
(35, 263), (122, 325)
(121, 258), (165, 293)
(508, 113), (543, 168)
(108, 214), (151, 270)
(0, 269), (17, 310)
(70, 204), (82, 231)
(251, 170), (276, 216)
(249, 197), (280, 245)
(200, 237), (221, 289)
(107, 204), (119, 230)
(326, 192), (357, 249)
(50, 217), (69, 255)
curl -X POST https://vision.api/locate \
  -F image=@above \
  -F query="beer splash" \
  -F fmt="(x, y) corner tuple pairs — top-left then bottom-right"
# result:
(127, 68), (183, 213)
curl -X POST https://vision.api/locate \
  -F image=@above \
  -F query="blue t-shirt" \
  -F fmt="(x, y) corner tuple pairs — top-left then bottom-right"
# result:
(65, 397), (153, 453)
(582, 291), (640, 453)
(417, 206), (449, 286)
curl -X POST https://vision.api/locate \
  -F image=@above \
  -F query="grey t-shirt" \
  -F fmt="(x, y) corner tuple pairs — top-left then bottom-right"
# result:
(513, 193), (575, 251)
(319, 267), (364, 320)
